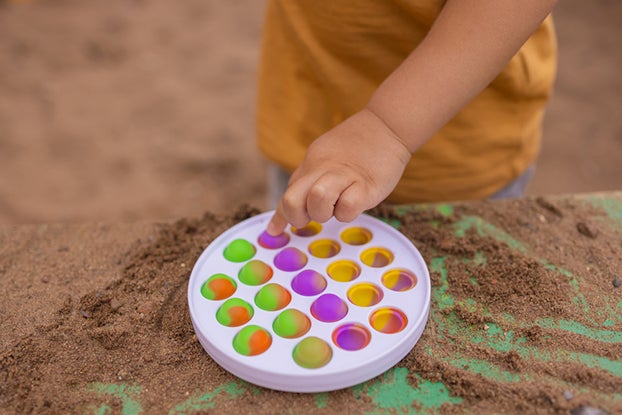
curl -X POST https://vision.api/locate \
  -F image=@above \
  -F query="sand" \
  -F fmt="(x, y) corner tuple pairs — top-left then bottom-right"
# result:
(2, 196), (621, 414)
(1, 1), (621, 414)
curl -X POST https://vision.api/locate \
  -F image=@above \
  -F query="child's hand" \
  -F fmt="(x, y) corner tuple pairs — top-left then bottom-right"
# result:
(266, 108), (411, 235)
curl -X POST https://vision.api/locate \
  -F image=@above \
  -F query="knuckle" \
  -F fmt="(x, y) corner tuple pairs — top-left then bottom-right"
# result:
(281, 193), (309, 228)
(334, 194), (362, 223)
(308, 183), (330, 203)
(281, 192), (298, 211)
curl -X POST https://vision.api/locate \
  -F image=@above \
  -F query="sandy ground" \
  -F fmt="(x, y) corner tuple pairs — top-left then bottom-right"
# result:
(0, 3), (621, 413)
(2, 196), (621, 414)
(0, 0), (620, 226)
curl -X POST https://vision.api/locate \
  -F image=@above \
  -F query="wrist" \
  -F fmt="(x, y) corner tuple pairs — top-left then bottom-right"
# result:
(359, 107), (413, 164)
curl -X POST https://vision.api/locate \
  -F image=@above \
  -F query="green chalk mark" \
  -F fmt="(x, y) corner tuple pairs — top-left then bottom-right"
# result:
(543, 263), (592, 317)
(388, 218), (401, 229)
(92, 405), (112, 415)
(584, 196), (622, 225)
(462, 320), (527, 354)
(431, 303), (621, 375)
(463, 319), (622, 377)
(392, 205), (415, 216)
(471, 250), (487, 265)
(576, 353), (622, 377)
(452, 215), (527, 253)
(502, 313), (515, 323)
(436, 204), (454, 217)
(88, 383), (142, 415)
(443, 356), (521, 382)
(449, 213), (622, 324)
(377, 216), (402, 229)
(605, 301), (622, 324)
(537, 318), (622, 343)
(430, 256), (454, 310)
(488, 323), (526, 352)
(169, 381), (246, 414)
(353, 367), (462, 413)
(462, 298), (479, 312)
(315, 392), (329, 409)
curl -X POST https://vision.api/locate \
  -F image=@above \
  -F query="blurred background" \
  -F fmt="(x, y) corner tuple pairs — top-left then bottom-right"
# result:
(0, 0), (620, 225)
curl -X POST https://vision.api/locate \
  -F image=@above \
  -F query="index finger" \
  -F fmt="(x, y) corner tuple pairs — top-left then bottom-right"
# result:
(266, 202), (289, 236)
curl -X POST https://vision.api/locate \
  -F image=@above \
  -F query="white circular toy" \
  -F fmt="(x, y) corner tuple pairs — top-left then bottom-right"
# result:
(187, 211), (431, 392)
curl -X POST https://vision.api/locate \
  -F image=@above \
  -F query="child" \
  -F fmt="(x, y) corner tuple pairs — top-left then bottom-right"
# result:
(256, 0), (558, 235)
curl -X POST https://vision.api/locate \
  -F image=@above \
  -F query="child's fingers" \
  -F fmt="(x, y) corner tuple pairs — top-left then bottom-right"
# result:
(267, 171), (324, 235)
(306, 173), (353, 224)
(279, 175), (318, 228)
(266, 204), (289, 236)
(333, 181), (368, 223)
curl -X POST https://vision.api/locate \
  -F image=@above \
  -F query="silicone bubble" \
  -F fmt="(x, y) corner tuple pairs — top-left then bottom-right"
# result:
(369, 307), (408, 334)
(223, 239), (256, 263)
(291, 221), (322, 237)
(216, 298), (254, 327)
(360, 247), (394, 268)
(308, 239), (341, 259)
(310, 293), (348, 322)
(382, 269), (418, 292)
(292, 337), (332, 369)
(347, 283), (384, 307)
(332, 323), (371, 351)
(291, 270), (327, 296)
(254, 283), (292, 311)
(238, 260), (273, 285)
(327, 260), (361, 282)
(272, 309), (311, 339)
(274, 247), (308, 272)
(232, 325), (272, 356)
(340, 227), (372, 246)
(200, 274), (237, 300)
(258, 230), (290, 250)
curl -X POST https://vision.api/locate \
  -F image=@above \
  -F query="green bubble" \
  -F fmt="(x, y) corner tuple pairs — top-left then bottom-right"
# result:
(223, 239), (256, 262)
(293, 337), (332, 369)
(200, 274), (237, 300)
(255, 283), (291, 311)
(232, 325), (272, 356)
(273, 309), (311, 338)
(216, 298), (254, 327)
(238, 260), (273, 285)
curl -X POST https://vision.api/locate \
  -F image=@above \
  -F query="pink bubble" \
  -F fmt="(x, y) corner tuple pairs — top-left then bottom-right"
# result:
(310, 294), (348, 322)
(274, 247), (308, 272)
(332, 323), (371, 351)
(291, 270), (327, 296)
(258, 230), (290, 250)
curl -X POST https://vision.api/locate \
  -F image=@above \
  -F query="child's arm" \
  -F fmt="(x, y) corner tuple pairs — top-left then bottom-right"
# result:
(266, 0), (557, 235)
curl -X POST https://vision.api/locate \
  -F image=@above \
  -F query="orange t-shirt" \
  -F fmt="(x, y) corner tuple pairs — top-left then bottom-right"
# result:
(257, 0), (557, 202)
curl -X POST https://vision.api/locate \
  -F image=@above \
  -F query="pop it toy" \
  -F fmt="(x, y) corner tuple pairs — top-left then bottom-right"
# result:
(188, 211), (431, 392)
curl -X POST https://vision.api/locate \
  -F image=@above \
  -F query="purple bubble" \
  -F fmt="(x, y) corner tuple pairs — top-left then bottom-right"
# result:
(310, 294), (348, 322)
(291, 270), (327, 296)
(274, 247), (308, 272)
(332, 323), (371, 351)
(258, 230), (290, 250)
